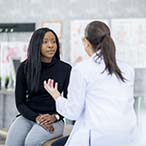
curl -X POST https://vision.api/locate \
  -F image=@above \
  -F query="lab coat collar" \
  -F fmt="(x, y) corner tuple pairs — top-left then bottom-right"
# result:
(91, 51), (103, 64)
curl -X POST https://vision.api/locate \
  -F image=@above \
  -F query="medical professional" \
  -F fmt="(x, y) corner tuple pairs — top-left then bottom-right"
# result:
(44, 21), (137, 146)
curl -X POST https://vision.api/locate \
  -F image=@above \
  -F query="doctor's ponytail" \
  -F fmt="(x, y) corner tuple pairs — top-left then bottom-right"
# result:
(85, 21), (125, 82)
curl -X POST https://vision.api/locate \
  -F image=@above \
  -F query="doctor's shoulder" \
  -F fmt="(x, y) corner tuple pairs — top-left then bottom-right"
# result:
(72, 59), (91, 76)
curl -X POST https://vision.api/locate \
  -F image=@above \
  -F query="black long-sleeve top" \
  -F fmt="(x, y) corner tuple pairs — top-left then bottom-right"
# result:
(15, 57), (71, 122)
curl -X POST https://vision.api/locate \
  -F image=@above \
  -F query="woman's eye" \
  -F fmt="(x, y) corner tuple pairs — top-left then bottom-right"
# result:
(53, 40), (56, 44)
(43, 40), (48, 44)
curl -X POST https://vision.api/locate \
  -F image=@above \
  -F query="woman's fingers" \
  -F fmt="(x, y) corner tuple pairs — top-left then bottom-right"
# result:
(46, 79), (53, 88)
(44, 80), (50, 92)
(51, 79), (54, 88)
(44, 79), (60, 100)
(48, 79), (51, 87)
(55, 82), (58, 90)
(41, 124), (55, 132)
(44, 79), (58, 90)
(46, 125), (55, 132)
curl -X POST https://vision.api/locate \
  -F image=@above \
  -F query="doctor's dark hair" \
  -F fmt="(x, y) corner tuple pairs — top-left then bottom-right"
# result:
(85, 21), (125, 82)
(25, 27), (60, 92)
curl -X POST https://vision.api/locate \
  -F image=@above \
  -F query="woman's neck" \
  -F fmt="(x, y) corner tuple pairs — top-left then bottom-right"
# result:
(41, 57), (52, 63)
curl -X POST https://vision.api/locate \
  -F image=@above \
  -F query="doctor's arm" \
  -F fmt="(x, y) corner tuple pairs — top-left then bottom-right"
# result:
(44, 67), (86, 120)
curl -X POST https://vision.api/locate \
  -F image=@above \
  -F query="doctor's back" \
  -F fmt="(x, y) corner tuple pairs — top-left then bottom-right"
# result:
(68, 21), (137, 146)
(77, 56), (136, 133)
(45, 21), (137, 146)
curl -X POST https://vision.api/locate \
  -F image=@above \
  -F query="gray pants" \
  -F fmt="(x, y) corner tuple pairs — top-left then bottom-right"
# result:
(5, 116), (64, 146)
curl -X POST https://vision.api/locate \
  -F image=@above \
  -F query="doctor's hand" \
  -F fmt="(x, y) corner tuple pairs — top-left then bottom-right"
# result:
(44, 79), (61, 101)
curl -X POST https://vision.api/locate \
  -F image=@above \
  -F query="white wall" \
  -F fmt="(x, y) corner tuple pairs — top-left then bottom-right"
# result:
(0, 0), (146, 62)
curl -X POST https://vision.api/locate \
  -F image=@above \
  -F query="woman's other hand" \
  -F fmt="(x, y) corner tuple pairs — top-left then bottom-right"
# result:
(36, 114), (56, 132)
(44, 79), (61, 101)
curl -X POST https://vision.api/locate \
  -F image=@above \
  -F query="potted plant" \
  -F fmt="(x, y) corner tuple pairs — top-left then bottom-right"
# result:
(5, 76), (10, 89)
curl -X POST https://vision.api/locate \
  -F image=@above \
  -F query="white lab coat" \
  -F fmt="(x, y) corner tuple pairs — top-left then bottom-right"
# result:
(56, 54), (137, 146)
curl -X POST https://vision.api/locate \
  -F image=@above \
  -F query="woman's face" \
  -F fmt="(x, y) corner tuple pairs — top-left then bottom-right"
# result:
(40, 31), (57, 62)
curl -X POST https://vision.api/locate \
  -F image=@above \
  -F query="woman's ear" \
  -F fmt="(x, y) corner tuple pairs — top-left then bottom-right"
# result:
(83, 38), (94, 56)
(85, 38), (93, 50)
(83, 38), (90, 48)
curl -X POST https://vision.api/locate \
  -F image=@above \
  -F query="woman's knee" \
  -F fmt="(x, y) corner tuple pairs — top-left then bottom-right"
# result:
(24, 139), (37, 146)
(5, 116), (33, 146)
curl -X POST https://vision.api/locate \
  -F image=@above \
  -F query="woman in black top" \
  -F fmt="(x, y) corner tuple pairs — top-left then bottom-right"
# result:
(5, 28), (71, 146)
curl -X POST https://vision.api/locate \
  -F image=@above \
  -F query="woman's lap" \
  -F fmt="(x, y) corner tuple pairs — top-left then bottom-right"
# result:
(5, 116), (64, 146)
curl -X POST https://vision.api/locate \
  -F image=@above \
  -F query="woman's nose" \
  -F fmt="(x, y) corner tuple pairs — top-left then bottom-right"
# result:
(48, 42), (53, 48)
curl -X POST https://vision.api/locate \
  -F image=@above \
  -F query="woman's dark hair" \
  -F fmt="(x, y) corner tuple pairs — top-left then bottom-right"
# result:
(25, 27), (60, 92)
(85, 21), (125, 82)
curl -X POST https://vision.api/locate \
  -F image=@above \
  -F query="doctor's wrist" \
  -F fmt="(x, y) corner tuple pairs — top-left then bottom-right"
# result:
(54, 95), (61, 101)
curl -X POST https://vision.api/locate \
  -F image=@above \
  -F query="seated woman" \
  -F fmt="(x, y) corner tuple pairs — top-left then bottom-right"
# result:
(5, 27), (71, 146)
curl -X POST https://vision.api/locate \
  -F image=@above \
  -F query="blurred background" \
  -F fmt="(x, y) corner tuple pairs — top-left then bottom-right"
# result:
(0, 0), (146, 145)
